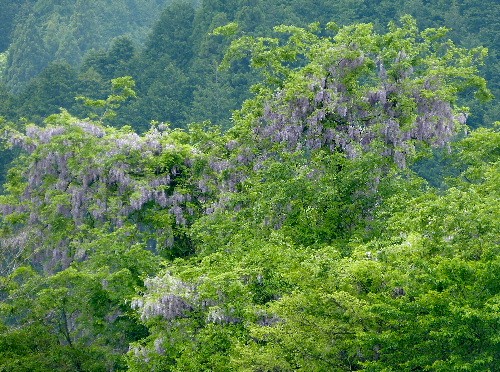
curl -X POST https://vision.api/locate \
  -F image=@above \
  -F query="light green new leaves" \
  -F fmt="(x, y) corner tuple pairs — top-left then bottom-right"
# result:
(76, 76), (137, 123)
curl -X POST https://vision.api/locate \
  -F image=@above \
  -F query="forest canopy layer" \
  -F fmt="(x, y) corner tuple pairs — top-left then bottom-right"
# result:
(0, 14), (498, 371)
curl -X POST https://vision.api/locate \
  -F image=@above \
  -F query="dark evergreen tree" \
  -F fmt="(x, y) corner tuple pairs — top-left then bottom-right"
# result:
(14, 62), (78, 122)
(0, 0), (35, 52)
(144, 1), (196, 67)
(2, 0), (175, 91)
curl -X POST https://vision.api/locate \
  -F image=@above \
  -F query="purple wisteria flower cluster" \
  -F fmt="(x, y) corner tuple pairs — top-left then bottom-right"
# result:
(0, 121), (205, 271)
(131, 272), (197, 322)
(254, 52), (466, 168)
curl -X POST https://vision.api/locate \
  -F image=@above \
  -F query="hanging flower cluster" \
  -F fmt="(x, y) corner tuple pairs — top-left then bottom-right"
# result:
(131, 273), (195, 321)
(131, 271), (245, 326)
(0, 121), (205, 272)
(218, 18), (489, 170)
(255, 48), (467, 168)
(10, 123), (199, 222)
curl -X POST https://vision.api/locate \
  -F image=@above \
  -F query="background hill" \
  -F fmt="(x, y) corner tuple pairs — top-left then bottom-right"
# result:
(0, 0), (497, 129)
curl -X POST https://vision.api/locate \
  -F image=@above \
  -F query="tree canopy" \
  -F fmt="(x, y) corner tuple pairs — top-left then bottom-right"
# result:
(0, 15), (498, 371)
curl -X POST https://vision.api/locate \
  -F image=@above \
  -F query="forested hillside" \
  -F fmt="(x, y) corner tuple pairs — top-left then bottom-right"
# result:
(0, 0), (185, 91)
(0, 0), (498, 128)
(0, 1), (499, 371)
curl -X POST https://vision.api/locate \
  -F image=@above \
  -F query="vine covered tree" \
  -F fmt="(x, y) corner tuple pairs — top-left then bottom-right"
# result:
(0, 16), (497, 371)
(126, 18), (494, 370)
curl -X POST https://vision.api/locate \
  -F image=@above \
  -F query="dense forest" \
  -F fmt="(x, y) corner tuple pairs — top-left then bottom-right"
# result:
(0, 0), (499, 371)
(0, 0), (498, 128)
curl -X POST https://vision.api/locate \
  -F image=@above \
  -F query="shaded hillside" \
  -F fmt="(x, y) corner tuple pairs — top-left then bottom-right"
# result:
(0, 0), (497, 130)
(2, 0), (182, 92)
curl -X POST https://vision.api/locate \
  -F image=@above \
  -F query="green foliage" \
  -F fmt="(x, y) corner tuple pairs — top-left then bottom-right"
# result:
(121, 18), (496, 371)
(0, 8), (497, 371)
(2, 0), (497, 131)
(129, 125), (499, 371)
(356, 127), (500, 370)
(76, 76), (137, 123)
(212, 22), (239, 37)
(2, 0), (175, 92)
(0, 242), (156, 370)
